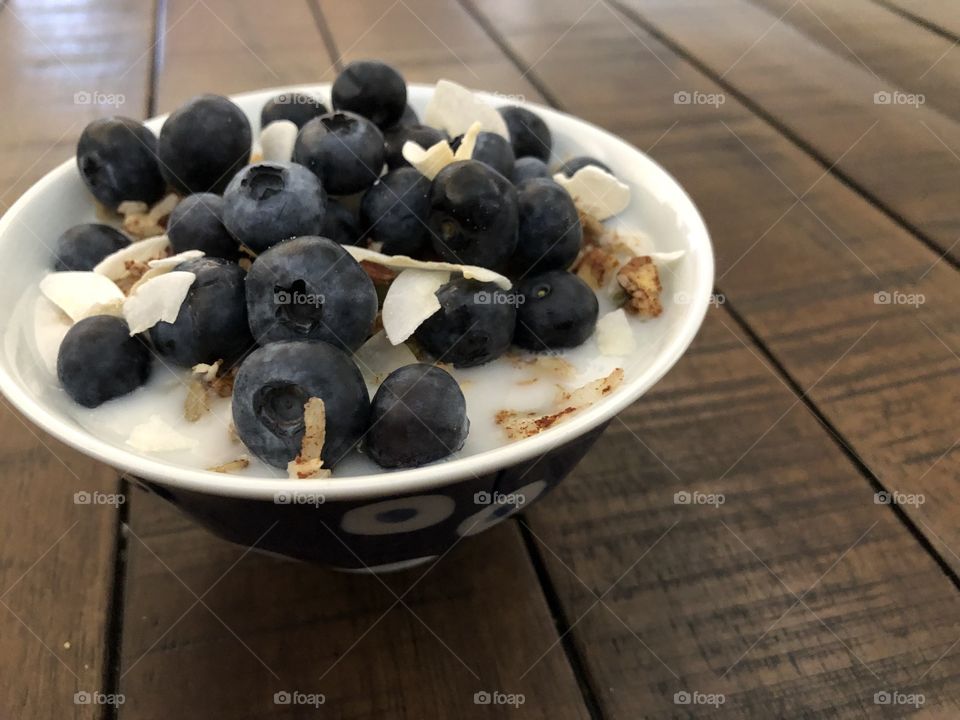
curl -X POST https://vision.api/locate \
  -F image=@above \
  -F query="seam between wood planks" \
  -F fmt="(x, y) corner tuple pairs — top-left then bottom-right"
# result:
(305, 0), (345, 73)
(454, 0), (960, 594)
(868, 0), (960, 44)
(101, 479), (131, 720)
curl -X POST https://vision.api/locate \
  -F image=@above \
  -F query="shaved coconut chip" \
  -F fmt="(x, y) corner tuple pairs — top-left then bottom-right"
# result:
(453, 121), (482, 161)
(345, 246), (511, 289)
(94, 234), (171, 282)
(649, 250), (686, 264)
(192, 360), (222, 383)
(123, 270), (195, 334)
(39, 272), (125, 322)
(208, 456), (250, 473)
(260, 120), (298, 163)
(121, 193), (179, 239)
(287, 397), (331, 479)
(596, 309), (635, 356)
(354, 330), (419, 384)
(117, 200), (148, 216)
(382, 269), (450, 344)
(554, 166), (630, 221)
(424, 79), (509, 139)
(403, 139), (455, 180)
(128, 249), (204, 293)
(127, 415), (200, 452)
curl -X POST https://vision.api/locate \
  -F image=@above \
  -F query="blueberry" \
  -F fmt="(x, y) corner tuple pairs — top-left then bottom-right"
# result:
(167, 193), (239, 260)
(499, 106), (552, 162)
(559, 156), (612, 177)
(76, 117), (166, 210)
(367, 364), (468, 468)
(384, 124), (446, 170)
(415, 277), (516, 367)
(451, 131), (514, 178)
(360, 167), (431, 256)
(428, 160), (518, 270)
(245, 236), (377, 351)
(158, 94), (252, 194)
(293, 112), (385, 196)
(232, 340), (369, 469)
(511, 157), (550, 185)
(396, 103), (420, 128)
(514, 271), (598, 351)
(149, 258), (253, 367)
(57, 315), (151, 408)
(332, 60), (407, 129)
(321, 200), (360, 246)
(513, 178), (582, 275)
(222, 162), (326, 254)
(260, 93), (327, 129)
(54, 223), (130, 271)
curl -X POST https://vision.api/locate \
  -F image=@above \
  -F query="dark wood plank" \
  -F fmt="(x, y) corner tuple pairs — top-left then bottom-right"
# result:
(748, 0), (960, 123)
(0, 0), (155, 716)
(116, 3), (592, 718)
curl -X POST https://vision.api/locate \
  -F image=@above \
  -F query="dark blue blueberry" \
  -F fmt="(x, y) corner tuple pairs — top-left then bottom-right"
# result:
(76, 117), (166, 210)
(167, 193), (239, 260)
(332, 60), (408, 129)
(415, 277), (516, 367)
(245, 236), (377, 351)
(428, 160), (518, 270)
(149, 257), (253, 367)
(559, 156), (612, 177)
(232, 340), (369, 469)
(360, 167), (431, 256)
(514, 271), (598, 351)
(222, 162), (326, 254)
(511, 157), (550, 185)
(54, 223), (130, 271)
(321, 200), (360, 246)
(384, 124), (446, 170)
(451, 131), (515, 179)
(513, 178), (582, 275)
(396, 103), (420, 128)
(260, 93), (327, 129)
(158, 94), (252, 194)
(293, 112), (385, 196)
(367, 364), (469, 468)
(57, 315), (151, 408)
(499, 106), (552, 162)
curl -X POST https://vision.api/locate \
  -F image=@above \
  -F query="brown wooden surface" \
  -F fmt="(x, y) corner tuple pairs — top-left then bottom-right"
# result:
(1, 0), (960, 718)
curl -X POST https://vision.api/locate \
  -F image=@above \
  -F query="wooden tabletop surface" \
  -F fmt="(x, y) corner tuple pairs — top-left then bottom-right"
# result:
(2, 0), (959, 717)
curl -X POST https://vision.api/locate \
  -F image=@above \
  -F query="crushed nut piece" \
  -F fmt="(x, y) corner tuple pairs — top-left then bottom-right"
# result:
(238, 257), (253, 271)
(578, 208), (607, 246)
(207, 457), (250, 473)
(120, 193), (179, 239)
(617, 256), (662, 317)
(184, 379), (209, 422)
(287, 398), (332, 479)
(574, 246), (620, 290)
(360, 260), (399, 286)
(184, 361), (235, 421)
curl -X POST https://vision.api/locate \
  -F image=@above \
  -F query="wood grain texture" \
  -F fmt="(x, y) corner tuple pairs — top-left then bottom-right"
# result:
(877, 0), (960, 38)
(0, 0), (154, 716)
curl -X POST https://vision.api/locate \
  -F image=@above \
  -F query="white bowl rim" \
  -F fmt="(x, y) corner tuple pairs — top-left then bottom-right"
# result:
(0, 83), (714, 501)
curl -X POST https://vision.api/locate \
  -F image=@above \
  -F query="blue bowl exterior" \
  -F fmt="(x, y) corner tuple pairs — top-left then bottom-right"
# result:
(131, 423), (608, 571)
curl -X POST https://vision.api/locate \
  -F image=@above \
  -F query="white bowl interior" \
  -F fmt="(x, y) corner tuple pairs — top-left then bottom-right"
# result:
(0, 84), (713, 500)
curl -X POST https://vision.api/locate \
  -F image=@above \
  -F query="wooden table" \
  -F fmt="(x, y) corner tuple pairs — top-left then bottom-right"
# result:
(1, 0), (958, 717)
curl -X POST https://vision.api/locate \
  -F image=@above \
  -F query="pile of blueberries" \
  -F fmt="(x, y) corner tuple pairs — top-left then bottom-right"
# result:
(56, 60), (609, 472)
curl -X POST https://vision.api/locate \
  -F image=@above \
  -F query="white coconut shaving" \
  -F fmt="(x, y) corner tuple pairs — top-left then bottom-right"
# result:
(424, 80), (509, 139)
(453, 121), (482, 161)
(381, 269), (450, 344)
(345, 246), (511, 289)
(128, 249), (204, 293)
(402, 139), (455, 181)
(127, 415), (200, 452)
(122, 270), (195, 334)
(260, 120), (298, 163)
(353, 330), (419, 385)
(94, 234), (171, 282)
(554, 166), (631, 221)
(648, 250), (686, 264)
(39, 272), (125, 322)
(596, 308), (636, 356)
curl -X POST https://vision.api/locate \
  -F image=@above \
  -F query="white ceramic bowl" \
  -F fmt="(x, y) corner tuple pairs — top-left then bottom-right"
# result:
(0, 84), (712, 567)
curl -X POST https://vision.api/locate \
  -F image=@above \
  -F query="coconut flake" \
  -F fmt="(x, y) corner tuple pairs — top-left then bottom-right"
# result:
(128, 249), (204, 293)
(381, 269), (450, 345)
(453, 121), (482, 161)
(94, 234), (171, 283)
(287, 397), (331, 479)
(403, 139), (455, 180)
(39, 272), (125, 322)
(121, 193), (179, 239)
(354, 330), (419, 385)
(344, 246), (511, 289)
(207, 456), (250, 473)
(596, 309), (636, 356)
(554, 166), (630, 221)
(123, 270), (195, 334)
(424, 79), (509, 139)
(127, 415), (200, 452)
(260, 120), (298, 163)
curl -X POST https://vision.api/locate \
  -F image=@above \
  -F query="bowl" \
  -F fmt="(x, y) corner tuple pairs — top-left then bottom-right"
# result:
(0, 84), (713, 572)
